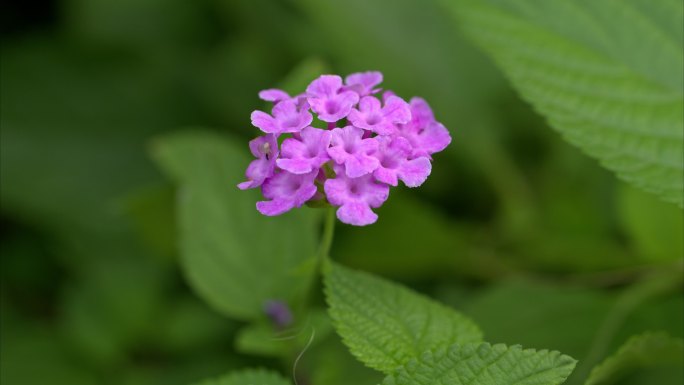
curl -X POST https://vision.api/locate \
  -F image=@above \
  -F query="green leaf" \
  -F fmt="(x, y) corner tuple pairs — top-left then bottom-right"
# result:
(235, 309), (333, 357)
(383, 343), (576, 385)
(192, 368), (290, 385)
(444, 0), (684, 206)
(618, 183), (684, 261)
(151, 130), (317, 320)
(585, 332), (684, 385)
(324, 261), (483, 374)
(463, 279), (612, 362)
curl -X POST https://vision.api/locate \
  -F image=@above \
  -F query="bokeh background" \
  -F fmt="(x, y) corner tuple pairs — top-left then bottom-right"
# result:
(1, 1), (682, 385)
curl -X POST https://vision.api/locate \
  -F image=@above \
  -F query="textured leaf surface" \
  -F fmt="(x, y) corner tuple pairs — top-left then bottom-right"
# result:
(383, 343), (576, 385)
(324, 261), (483, 374)
(152, 131), (317, 320)
(445, 0), (684, 206)
(585, 332), (684, 385)
(193, 368), (290, 385)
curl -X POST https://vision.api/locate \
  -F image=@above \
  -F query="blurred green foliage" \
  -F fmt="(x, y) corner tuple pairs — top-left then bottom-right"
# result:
(1, 0), (682, 384)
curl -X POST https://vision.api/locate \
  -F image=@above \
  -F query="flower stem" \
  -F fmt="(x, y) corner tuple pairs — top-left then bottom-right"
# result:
(317, 207), (336, 262)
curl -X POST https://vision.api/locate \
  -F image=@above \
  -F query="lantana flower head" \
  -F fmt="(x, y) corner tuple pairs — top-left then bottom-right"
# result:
(240, 71), (452, 226)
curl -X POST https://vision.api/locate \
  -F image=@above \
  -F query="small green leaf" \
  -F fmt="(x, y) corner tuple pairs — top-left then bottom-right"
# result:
(444, 0), (684, 206)
(152, 130), (317, 320)
(585, 332), (684, 385)
(192, 368), (291, 385)
(235, 309), (333, 357)
(324, 261), (482, 374)
(383, 343), (577, 385)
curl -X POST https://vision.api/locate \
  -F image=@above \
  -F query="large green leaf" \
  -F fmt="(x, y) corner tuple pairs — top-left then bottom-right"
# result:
(383, 343), (576, 385)
(444, 0), (684, 206)
(324, 261), (482, 374)
(192, 368), (290, 385)
(618, 183), (684, 261)
(152, 131), (317, 320)
(585, 332), (684, 385)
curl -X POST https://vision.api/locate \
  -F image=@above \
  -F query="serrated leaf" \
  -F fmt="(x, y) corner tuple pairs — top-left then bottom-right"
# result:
(383, 343), (577, 385)
(585, 332), (684, 385)
(151, 130), (317, 320)
(192, 368), (291, 385)
(324, 261), (483, 374)
(444, 0), (684, 206)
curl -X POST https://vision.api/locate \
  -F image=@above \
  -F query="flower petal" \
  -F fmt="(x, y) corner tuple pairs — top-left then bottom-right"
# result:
(398, 157), (432, 187)
(251, 111), (278, 134)
(259, 89), (290, 102)
(276, 158), (314, 174)
(337, 202), (378, 226)
(306, 75), (343, 97)
(383, 95), (411, 124)
(256, 199), (294, 216)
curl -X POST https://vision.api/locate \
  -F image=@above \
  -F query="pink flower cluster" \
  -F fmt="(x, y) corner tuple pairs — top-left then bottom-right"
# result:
(238, 72), (451, 226)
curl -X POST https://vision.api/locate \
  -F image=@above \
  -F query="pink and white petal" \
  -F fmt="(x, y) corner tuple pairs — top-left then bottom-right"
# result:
(300, 126), (330, 148)
(362, 180), (390, 208)
(295, 110), (314, 129)
(272, 99), (299, 118)
(374, 167), (399, 186)
(307, 98), (326, 116)
(248, 156), (272, 176)
(335, 126), (361, 144)
(238, 158), (273, 190)
(409, 97), (435, 127)
(327, 145), (349, 165)
(314, 130), (333, 150)
(280, 138), (307, 158)
(260, 172), (291, 200)
(358, 137), (379, 154)
(256, 198), (294, 216)
(324, 177), (352, 206)
(276, 158), (313, 174)
(251, 111), (278, 133)
(306, 75), (343, 97)
(358, 96), (382, 113)
(293, 183), (318, 207)
(398, 157), (432, 187)
(248, 135), (270, 157)
(345, 71), (383, 89)
(419, 122), (451, 155)
(316, 101), (347, 123)
(344, 157), (367, 178)
(346, 109), (365, 129)
(383, 96), (411, 124)
(294, 95), (310, 110)
(259, 89), (290, 102)
(372, 122), (397, 136)
(382, 90), (396, 103)
(237, 180), (257, 190)
(336, 202), (378, 226)
(339, 91), (360, 109)
(389, 136), (412, 158)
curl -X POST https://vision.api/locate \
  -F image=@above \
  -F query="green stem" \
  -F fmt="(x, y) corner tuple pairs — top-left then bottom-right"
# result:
(317, 207), (336, 263)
